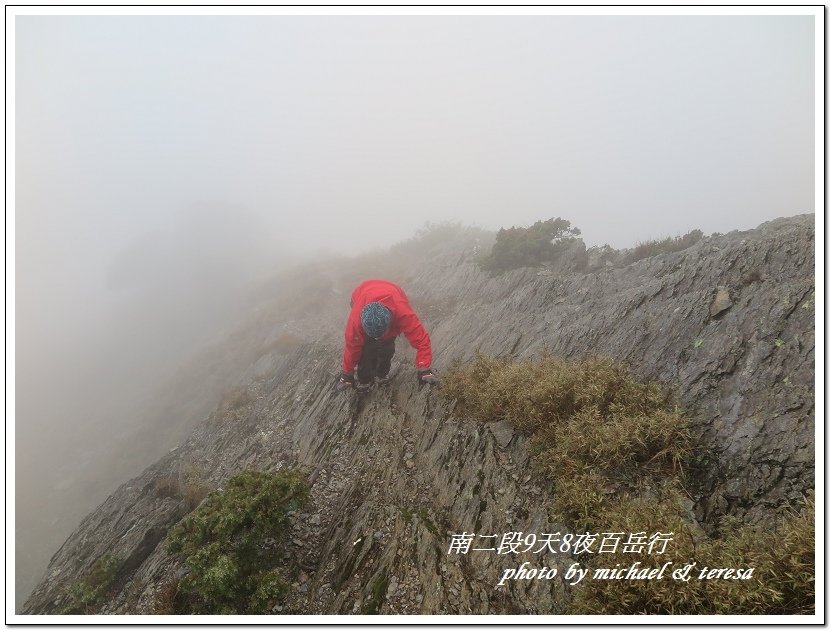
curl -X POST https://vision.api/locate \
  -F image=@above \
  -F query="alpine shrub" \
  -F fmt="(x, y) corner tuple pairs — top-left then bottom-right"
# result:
(61, 553), (122, 614)
(478, 217), (582, 274)
(165, 469), (309, 614)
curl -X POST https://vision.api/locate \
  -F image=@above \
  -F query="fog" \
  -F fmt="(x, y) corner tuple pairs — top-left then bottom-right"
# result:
(13, 13), (816, 607)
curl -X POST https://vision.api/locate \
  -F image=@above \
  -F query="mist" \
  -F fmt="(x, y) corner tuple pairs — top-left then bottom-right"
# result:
(13, 12), (816, 607)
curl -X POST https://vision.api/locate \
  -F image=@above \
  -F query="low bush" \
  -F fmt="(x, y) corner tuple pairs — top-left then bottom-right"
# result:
(62, 553), (122, 614)
(165, 469), (309, 614)
(442, 354), (814, 614)
(626, 229), (704, 263)
(478, 217), (582, 274)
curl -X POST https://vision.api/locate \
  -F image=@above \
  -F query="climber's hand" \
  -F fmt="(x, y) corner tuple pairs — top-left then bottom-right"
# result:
(335, 372), (354, 393)
(417, 368), (441, 388)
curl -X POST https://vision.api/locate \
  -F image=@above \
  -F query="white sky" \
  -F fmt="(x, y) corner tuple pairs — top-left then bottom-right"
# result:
(16, 14), (814, 259)
(14, 13), (817, 348)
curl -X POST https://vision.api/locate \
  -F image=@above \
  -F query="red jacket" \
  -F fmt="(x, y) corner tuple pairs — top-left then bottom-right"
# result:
(342, 279), (432, 373)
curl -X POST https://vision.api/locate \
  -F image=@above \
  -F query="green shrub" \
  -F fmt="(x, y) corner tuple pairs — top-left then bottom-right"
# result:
(442, 354), (814, 614)
(247, 569), (289, 614)
(626, 229), (704, 263)
(62, 553), (122, 614)
(478, 217), (582, 274)
(165, 469), (309, 614)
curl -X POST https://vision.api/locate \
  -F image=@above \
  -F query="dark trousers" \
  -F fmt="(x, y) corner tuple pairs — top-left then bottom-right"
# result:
(357, 338), (396, 384)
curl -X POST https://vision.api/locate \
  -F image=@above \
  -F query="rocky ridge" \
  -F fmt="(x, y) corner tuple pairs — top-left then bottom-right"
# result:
(22, 214), (815, 614)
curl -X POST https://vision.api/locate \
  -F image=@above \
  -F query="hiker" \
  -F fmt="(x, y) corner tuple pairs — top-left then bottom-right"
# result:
(335, 279), (440, 393)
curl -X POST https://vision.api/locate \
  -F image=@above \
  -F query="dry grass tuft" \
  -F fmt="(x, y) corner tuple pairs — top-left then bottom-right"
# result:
(571, 494), (815, 614)
(219, 386), (253, 413)
(626, 229), (704, 264)
(154, 475), (209, 510)
(442, 354), (814, 614)
(151, 580), (181, 614)
(154, 477), (181, 499)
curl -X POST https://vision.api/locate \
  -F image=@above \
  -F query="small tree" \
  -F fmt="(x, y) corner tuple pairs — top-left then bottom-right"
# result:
(479, 217), (581, 273)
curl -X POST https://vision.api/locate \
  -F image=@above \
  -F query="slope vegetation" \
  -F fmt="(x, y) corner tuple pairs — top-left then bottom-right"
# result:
(22, 215), (815, 615)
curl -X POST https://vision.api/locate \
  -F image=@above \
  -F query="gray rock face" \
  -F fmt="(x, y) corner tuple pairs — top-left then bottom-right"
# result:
(21, 215), (815, 615)
(709, 286), (734, 317)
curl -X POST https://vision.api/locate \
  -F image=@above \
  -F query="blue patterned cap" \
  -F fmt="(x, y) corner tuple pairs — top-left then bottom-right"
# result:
(360, 302), (392, 339)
